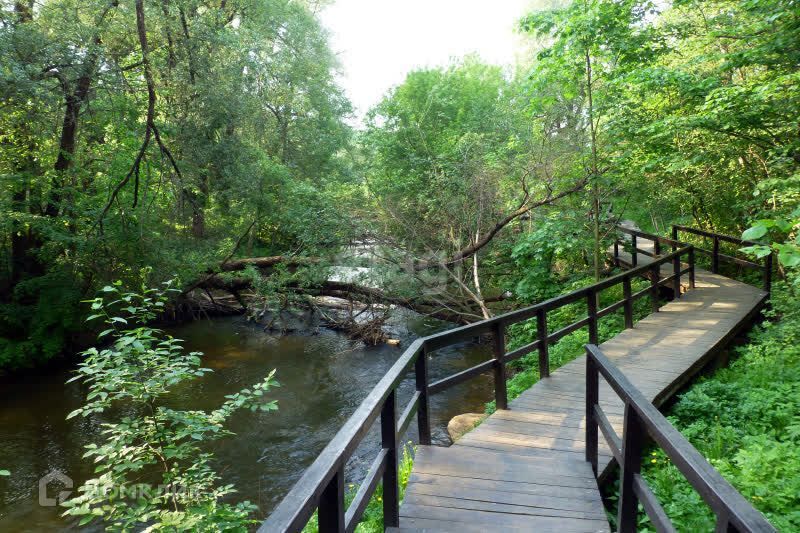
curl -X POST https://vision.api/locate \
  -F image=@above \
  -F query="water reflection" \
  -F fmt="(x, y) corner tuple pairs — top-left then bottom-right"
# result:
(0, 312), (492, 529)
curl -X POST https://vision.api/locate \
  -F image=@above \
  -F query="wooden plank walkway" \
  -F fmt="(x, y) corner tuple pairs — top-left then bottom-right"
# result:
(395, 239), (767, 532)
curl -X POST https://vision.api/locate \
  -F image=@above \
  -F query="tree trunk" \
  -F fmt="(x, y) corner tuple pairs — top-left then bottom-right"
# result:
(585, 48), (601, 281)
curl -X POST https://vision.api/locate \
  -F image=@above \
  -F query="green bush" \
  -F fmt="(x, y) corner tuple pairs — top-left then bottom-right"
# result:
(63, 280), (279, 530)
(0, 269), (84, 369)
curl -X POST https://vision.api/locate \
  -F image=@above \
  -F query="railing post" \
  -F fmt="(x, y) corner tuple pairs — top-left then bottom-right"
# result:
(650, 263), (660, 313)
(631, 234), (638, 267)
(654, 238), (661, 257)
(673, 253), (681, 298)
(614, 240), (620, 267)
(414, 345), (431, 446)
(689, 246), (696, 289)
(381, 389), (399, 529)
(585, 350), (599, 477)
(536, 309), (549, 378)
(671, 225), (679, 252)
(715, 514), (734, 533)
(587, 289), (599, 345)
(492, 322), (508, 410)
(763, 252), (773, 295)
(712, 237), (720, 273)
(617, 403), (645, 533)
(623, 275), (633, 329)
(318, 466), (345, 532)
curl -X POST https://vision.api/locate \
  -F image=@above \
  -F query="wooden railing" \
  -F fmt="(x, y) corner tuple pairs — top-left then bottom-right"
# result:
(261, 243), (696, 532)
(672, 225), (773, 293)
(585, 344), (776, 533)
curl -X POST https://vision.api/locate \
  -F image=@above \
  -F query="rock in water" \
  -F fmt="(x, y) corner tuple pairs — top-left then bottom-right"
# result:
(447, 412), (487, 442)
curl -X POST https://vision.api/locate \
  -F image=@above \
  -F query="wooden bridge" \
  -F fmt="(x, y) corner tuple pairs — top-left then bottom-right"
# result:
(261, 225), (777, 533)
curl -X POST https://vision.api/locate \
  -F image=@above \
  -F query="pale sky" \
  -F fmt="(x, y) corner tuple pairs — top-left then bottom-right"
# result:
(320, 0), (535, 122)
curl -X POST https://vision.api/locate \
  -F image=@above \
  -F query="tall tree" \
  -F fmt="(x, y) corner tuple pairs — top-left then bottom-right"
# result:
(520, 0), (661, 279)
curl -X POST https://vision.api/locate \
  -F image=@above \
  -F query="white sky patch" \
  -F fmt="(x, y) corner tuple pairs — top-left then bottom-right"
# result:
(320, 0), (535, 123)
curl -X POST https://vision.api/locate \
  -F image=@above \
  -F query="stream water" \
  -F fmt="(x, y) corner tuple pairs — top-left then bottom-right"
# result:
(0, 312), (492, 530)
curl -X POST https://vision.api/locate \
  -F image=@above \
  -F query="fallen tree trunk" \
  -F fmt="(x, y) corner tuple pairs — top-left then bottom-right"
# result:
(219, 256), (320, 271)
(192, 274), (480, 324)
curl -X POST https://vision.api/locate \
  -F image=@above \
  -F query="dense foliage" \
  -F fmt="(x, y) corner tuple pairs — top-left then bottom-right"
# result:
(0, 0), (353, 368)
(2, 0), (798, 369)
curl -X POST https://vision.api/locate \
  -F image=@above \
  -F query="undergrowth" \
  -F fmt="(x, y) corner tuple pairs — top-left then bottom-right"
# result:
(635, 282), (800, 531)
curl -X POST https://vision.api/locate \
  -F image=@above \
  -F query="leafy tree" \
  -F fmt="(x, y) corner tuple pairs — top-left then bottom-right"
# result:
(0, 0), (353, 369)
(603, 0), (800, 234)
(520, 0), (662, 279)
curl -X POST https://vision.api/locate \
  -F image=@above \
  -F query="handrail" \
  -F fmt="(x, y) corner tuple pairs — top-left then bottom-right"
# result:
(585, 345), (776, 533)
(614, 226), (688, 269)
(261, 242), (697, 532)
(672, 225), (773, 293)
(260, 338), (426, 532)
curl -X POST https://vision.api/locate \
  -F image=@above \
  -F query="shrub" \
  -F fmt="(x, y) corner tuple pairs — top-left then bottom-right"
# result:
(62, 280), (279, 531)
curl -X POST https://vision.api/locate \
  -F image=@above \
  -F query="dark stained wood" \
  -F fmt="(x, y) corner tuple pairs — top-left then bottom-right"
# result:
(633, 474), (676, 533)
(344, 451), (387, 532)
(673, 224), (773, 293)
(586, 355), (599, 475)
(381, 389), (400, 528)
(617, 402), (645, 532)
(586, 345), (775, 533)
(397, 234), (766, 532)
(258, 339), (425, 533)
(318, 466), (345, 532)
(537, 308), (550, 377)
(399, 505), (610, 533)
(414, 346), (431, 446)
(492, 322), (508, 410)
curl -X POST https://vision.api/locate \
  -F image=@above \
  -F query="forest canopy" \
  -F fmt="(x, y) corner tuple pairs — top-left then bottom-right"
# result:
(1, 0), (798, 370)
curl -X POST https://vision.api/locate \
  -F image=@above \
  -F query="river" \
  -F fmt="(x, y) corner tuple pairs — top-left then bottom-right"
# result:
(0, 312), (492, 530)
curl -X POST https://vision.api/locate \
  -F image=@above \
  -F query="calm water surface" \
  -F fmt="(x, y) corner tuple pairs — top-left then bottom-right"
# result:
(0, 313), (492, 530)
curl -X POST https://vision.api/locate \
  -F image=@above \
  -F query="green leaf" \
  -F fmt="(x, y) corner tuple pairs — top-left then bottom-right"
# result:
(742, 225), (768, 240)
(0, 470), (10, 476)
(777, 246), (800, 268)
(740, 245), (772, 259)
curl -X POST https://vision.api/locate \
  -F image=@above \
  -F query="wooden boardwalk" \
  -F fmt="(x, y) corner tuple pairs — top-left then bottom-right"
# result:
(396, 241), (767, 532)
